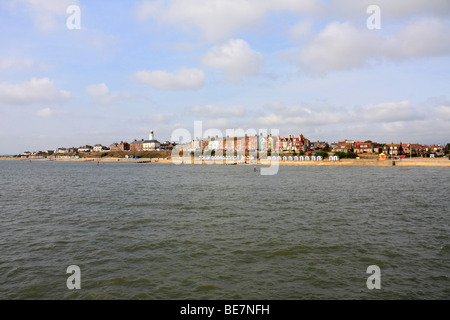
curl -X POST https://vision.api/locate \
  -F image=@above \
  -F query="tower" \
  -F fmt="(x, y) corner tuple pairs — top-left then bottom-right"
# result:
(149, 130), (154, 140)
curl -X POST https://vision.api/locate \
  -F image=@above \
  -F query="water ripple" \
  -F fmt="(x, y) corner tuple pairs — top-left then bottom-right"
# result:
(0, 161), (449, 299)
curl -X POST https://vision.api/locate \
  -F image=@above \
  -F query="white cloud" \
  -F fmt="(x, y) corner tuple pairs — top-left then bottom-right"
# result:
(190, 104), (245, 118)
(134, 0), (449, 43)
(257, 103), (355, 126)
(35, 107), (53, 118)
(326, 0), (450, 20)
(86, 83), (116, 105)
(0, 78), (70, 105)
(12, 0), (80, 31)
(152, 113), (176, 123)
(256, 99), (445, 128)
(202, 39), (263, 82)
(361, 101), (424, 122)
(435, 105), (450, 121)
(204, 118), (230, 129)
(291, 21), (384, 75)
(392, 18), (450, 59)
(256, 113), (286, 127)
(289, 20), (313, 40)
(134, 68), (205, 90)
(0, 57), (33, 70)
(290, 18), (450, 75)
(135, 0), (319, 41)
(86, 83), (133, 105)
(251, 98), (450, 144)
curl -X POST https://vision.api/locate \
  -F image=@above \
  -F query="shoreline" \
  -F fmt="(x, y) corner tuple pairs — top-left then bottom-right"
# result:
(1, 157), (449, 167)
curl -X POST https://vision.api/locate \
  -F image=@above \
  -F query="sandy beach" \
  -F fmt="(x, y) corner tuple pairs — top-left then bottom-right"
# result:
(2, 157), (449, 167)
(0, 157), (173, 164)
(260, 158), (450, 167)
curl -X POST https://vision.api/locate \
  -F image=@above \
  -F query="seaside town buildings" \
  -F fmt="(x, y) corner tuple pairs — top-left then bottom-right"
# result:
(17, 128), (447, 159)
(382, 143), (404, 157)
(143, 131), (161, 151)
(109, 141), (130, 151)
(177, 133), (313, 155)
(277, 134), (310, 153)
(333, 140), (355, 153)
(130, 139), (144, 152)
(93, 144), (109, 152)
(334, 140), (383, 154)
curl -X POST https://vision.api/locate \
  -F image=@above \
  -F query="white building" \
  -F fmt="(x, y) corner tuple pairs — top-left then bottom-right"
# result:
(93, 144), (104, 152)
(143, 130), (161, 151)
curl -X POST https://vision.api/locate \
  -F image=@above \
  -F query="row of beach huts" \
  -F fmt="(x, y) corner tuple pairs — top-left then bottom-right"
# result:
(197, 155), (340, 161)
(266, 155), (340, 161)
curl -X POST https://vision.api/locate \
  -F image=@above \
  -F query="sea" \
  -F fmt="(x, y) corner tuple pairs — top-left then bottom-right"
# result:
(0, 159), (449, 300)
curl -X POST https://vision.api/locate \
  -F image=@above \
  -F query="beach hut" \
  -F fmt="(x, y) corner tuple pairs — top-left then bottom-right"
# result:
(317, 156), (323, 161)
(283, 156), (287, 161)
(299, 156), (304, 161)
(329, 156), (334, 161)
(288, 156), (293, 161)
(333, 156), (339, 161)
(305, 156), (310, 161)
(277, 156), (281, 161)
(311, 156), (316, 161)
(294, 156), (299, 161)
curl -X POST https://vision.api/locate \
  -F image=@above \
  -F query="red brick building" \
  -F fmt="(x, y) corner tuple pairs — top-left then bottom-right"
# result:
(278, 134), (310, 152)
(333, 140), (354, 153)
(236, 136), (247, 152)
(110, 141), (130, 151)
(382, 143), (404, 157)
(354, 142), (374, 153)
(130, 139), (144, 151)
(248, 135), (258, 152)
(225, 136), (237, 151)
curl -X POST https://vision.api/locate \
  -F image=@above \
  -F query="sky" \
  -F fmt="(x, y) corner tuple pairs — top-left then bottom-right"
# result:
(0, 0), (449, 154)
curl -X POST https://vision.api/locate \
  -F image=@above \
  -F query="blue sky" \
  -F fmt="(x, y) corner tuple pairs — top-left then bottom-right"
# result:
(0, 0), (449, 154)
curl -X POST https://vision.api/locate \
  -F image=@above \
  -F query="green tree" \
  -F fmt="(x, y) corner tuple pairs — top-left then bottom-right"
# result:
(445, 143), (450, 155)
(334, 152), (347, 158)
(346, 152), (358, 159)
(316, 150), (329, 158)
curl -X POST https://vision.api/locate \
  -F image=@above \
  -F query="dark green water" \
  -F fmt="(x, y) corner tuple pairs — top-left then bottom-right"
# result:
(0, 160), (449, 299)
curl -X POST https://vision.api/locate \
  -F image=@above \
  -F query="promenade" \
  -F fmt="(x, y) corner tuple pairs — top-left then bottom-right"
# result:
(2, 157), (449, 167)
